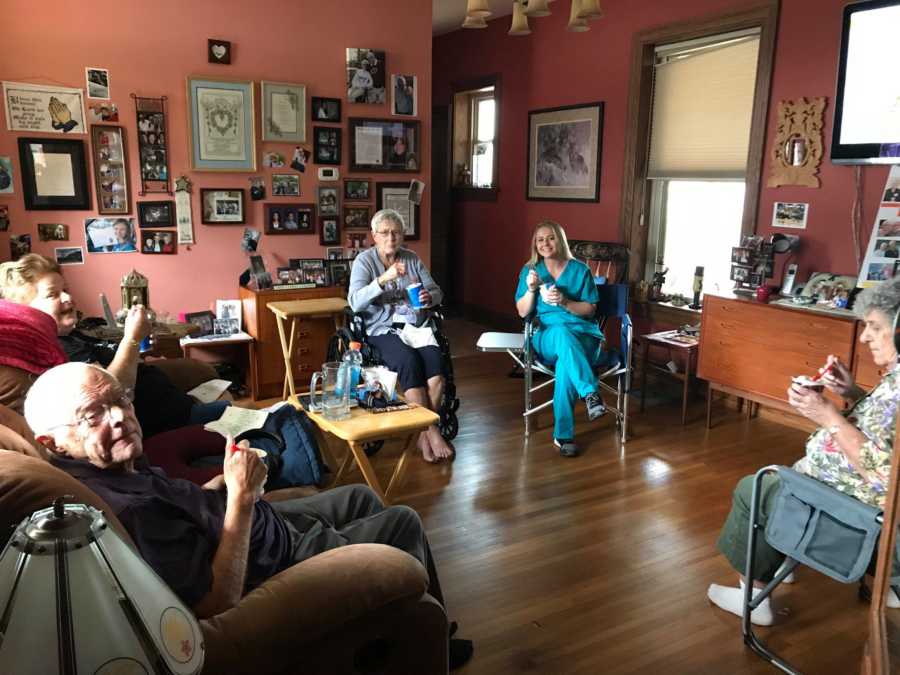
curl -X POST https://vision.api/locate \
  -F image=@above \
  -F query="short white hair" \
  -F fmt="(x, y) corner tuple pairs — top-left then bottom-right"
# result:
(24, 362), (114, 435)
(370, 209), (405, 234)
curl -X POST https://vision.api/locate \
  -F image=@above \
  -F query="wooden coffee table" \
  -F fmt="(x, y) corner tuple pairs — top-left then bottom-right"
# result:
(290, 395), (439, 504)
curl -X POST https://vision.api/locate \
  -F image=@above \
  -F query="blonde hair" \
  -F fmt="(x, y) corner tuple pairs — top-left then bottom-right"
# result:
(528, 220), (573, 267)
(0, 254), (61, 303)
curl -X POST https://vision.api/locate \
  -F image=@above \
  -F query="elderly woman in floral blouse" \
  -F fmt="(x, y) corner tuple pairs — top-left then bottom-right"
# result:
(708, 276), (900, 626)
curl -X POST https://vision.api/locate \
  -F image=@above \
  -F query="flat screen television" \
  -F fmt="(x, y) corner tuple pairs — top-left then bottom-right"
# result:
(831, 0), (900, 164)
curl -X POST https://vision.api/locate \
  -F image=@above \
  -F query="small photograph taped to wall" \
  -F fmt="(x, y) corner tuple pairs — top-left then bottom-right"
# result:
(85, 217), (137, 253)
(54, 246), (84, 266)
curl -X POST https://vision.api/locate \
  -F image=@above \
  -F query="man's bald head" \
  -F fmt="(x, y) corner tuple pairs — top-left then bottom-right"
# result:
(25, 362), (114, 434)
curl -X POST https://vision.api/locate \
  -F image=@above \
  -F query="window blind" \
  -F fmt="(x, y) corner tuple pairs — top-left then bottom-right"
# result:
(647, 35), (760, 180)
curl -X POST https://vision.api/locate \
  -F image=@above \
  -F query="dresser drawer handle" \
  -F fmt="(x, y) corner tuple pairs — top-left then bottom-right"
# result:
(296, 330), (310, 339)
(295, 347), (310, 356)
(296, 364), (312, 373)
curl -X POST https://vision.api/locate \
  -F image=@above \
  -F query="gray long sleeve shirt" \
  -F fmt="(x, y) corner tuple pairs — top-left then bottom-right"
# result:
(347, 247), (443, 336)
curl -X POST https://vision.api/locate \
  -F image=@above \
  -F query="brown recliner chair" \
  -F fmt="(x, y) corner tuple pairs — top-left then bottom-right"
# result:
(0, 406), (448, 675)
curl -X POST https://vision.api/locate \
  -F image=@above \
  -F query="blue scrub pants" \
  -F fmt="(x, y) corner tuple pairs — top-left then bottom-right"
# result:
(532, 325), (602, 440)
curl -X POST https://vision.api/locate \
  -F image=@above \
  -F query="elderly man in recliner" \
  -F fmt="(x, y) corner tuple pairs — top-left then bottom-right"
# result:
(23, 361), (473, 670)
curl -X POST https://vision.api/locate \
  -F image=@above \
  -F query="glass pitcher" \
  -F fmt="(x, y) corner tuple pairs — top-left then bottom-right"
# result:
(309, 361), (350, 420)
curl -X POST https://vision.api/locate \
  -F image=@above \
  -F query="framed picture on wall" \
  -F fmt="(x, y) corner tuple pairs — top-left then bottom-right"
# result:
(391, 75), (417, 117)
(319, 215), (340, 245)
(261, 81), (306, 143)
(526, 101), (603, 202)
(138, 200), (175, 227)
(344, 178), (371, 201)
(264, 203), (315, 234)
(186, 76), (256, 171)
(200, 188), (245, 224)
(376, 182), (419, 240)
(17, 137), (91, 210)
(317, 186), (339, 216)
(344, 205), (371, 230)
(90, 125), (130, 215)
(313, 126), (342, 165)
(349, 118), (420, 172)
(311, 97), (341, 123)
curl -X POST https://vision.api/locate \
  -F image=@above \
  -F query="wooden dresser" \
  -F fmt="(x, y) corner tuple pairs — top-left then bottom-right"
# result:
(240, 286), (345, 400)
(698, 293), (876, 421)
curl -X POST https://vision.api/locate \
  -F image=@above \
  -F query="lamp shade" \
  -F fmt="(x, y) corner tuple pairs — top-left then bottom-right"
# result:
(462, 14), (489, 28)
(567, 0), (590, 31)
(465, 0), (492, 18)
(576, 0), (603, 19)
(523, 0), (551, 17)
(509, 1), (532, 35)
(0, 500), (205, 675)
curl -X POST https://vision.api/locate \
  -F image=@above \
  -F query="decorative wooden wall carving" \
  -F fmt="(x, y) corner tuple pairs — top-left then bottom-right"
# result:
(766, 97), (826, 188)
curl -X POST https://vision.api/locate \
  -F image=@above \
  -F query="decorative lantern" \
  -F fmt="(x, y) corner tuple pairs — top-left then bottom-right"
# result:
(118, 268), (155, 323)
(0, 500), (204, 674)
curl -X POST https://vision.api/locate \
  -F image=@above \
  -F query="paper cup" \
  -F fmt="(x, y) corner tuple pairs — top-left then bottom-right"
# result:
(791, 376), (825, 391)
(406, 282), (423, 308)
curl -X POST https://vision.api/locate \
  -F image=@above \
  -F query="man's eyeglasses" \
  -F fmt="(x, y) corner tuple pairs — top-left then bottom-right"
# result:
(50, 395), (133, 433)
(375, 229), (403, 238)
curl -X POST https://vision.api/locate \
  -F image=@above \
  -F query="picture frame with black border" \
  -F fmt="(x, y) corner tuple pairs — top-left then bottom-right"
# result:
(319, 215), (340, 245)
(731, 247), (752, 265)
(328, 259), (350, 287)
(18, 137), (91, 210)
(344, 205), (371, 230)
(317, 185), (339, 216)
(185, 310), (215, 336)
(140, 229), (177, 254)
(311, 97), (341, 123)
(271, 173), (300, 197)
(138, 200), (175, 227)
(730, 265), (752, 282)
(265, 203), (315, 234)
(200, 188), (245, 224)
(313, 126), (342, 165)
(349, 118), (420, 173)
(38, 223), (69, 242)
(343, 178), (371, 201)
(376, 182), (419, 240)
(326, 246), (344, 260)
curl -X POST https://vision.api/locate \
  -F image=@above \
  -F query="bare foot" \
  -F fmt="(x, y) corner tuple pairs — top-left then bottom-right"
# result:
(418, 430), (438, 463)
(427, 425), (454, 461)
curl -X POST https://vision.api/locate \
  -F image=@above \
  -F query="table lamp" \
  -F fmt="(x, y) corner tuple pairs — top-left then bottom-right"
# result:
(0, 498), (204, 675)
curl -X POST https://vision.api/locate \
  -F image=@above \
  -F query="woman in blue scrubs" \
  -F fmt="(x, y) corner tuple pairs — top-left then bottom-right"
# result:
(515, 221), (606, 457)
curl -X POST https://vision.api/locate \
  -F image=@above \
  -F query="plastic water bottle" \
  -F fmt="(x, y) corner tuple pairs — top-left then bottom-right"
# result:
(340, 341), (364, 399)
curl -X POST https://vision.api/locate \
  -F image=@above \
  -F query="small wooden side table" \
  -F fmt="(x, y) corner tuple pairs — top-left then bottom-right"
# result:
(269, 297), (348, 399)
(180, 331), (257, 398)
(290, 395), (438, 504)
(639, 330), (700, 425)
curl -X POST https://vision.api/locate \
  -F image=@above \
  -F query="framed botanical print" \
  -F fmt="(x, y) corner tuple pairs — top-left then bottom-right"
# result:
(17, 137), (91, 210)
(319, 215), (340, 245)
(186, 76), (256, 171)
(349, 118), (420, 172)
(313, 126), (341, 165)
(526, 102), (603, 202)
(376, 182), (419, 240)
(90, 125), (130, 215)
(261, 81), (306, 143)
(200, 188), (245, 224)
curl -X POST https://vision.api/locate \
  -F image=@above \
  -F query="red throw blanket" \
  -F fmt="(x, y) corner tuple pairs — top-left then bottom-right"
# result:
(0, 300), (67, 375)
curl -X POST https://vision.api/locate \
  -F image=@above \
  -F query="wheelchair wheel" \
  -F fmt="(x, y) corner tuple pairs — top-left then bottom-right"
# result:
(451, 397), (460, 413)
(364, 440), (384, 457)
(439, 411), (459, 441)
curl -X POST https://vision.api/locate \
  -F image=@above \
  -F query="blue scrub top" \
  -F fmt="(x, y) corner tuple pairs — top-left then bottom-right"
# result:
(515, 259), (603, 340)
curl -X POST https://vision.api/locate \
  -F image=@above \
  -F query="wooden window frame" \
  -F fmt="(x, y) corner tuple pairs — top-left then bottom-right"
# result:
(451, 74), (501, 201)
(618, 0), (779, 283)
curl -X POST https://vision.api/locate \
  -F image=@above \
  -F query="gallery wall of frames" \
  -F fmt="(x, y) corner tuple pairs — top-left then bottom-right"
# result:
(0, 0), (432, 316)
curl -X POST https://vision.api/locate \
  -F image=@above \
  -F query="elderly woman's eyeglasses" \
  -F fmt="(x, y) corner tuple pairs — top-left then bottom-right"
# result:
(50, 395), (133, 433)
(375, 228), (403, 238)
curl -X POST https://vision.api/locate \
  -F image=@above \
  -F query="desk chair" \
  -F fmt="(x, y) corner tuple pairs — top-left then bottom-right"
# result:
(477, 241), (633, 444)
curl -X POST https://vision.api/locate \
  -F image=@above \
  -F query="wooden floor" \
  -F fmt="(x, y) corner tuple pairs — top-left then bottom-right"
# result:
(254, 318), (893, 674)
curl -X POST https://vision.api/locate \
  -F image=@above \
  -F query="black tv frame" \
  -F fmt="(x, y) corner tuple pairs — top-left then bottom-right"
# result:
(831, 0), (900, 165)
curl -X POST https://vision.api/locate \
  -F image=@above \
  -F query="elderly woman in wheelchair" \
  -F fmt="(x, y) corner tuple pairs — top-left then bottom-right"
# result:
(515, 220), (608, 458)
(348, 208), (454, 463)
(708, 276), (900, 626)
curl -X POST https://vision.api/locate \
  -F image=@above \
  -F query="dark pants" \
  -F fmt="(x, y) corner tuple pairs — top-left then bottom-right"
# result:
(271, 484), (444, 606)
(368, 332), (443, 392)
(716, 474), (785, 582)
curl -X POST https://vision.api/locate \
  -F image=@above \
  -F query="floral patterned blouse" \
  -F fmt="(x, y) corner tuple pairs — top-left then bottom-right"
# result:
(802, 363), (900, 508)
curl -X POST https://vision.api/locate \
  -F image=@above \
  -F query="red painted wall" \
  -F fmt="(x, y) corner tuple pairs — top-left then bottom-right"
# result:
(1, 0), (431, 317)
(433, 0), (889, 318)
